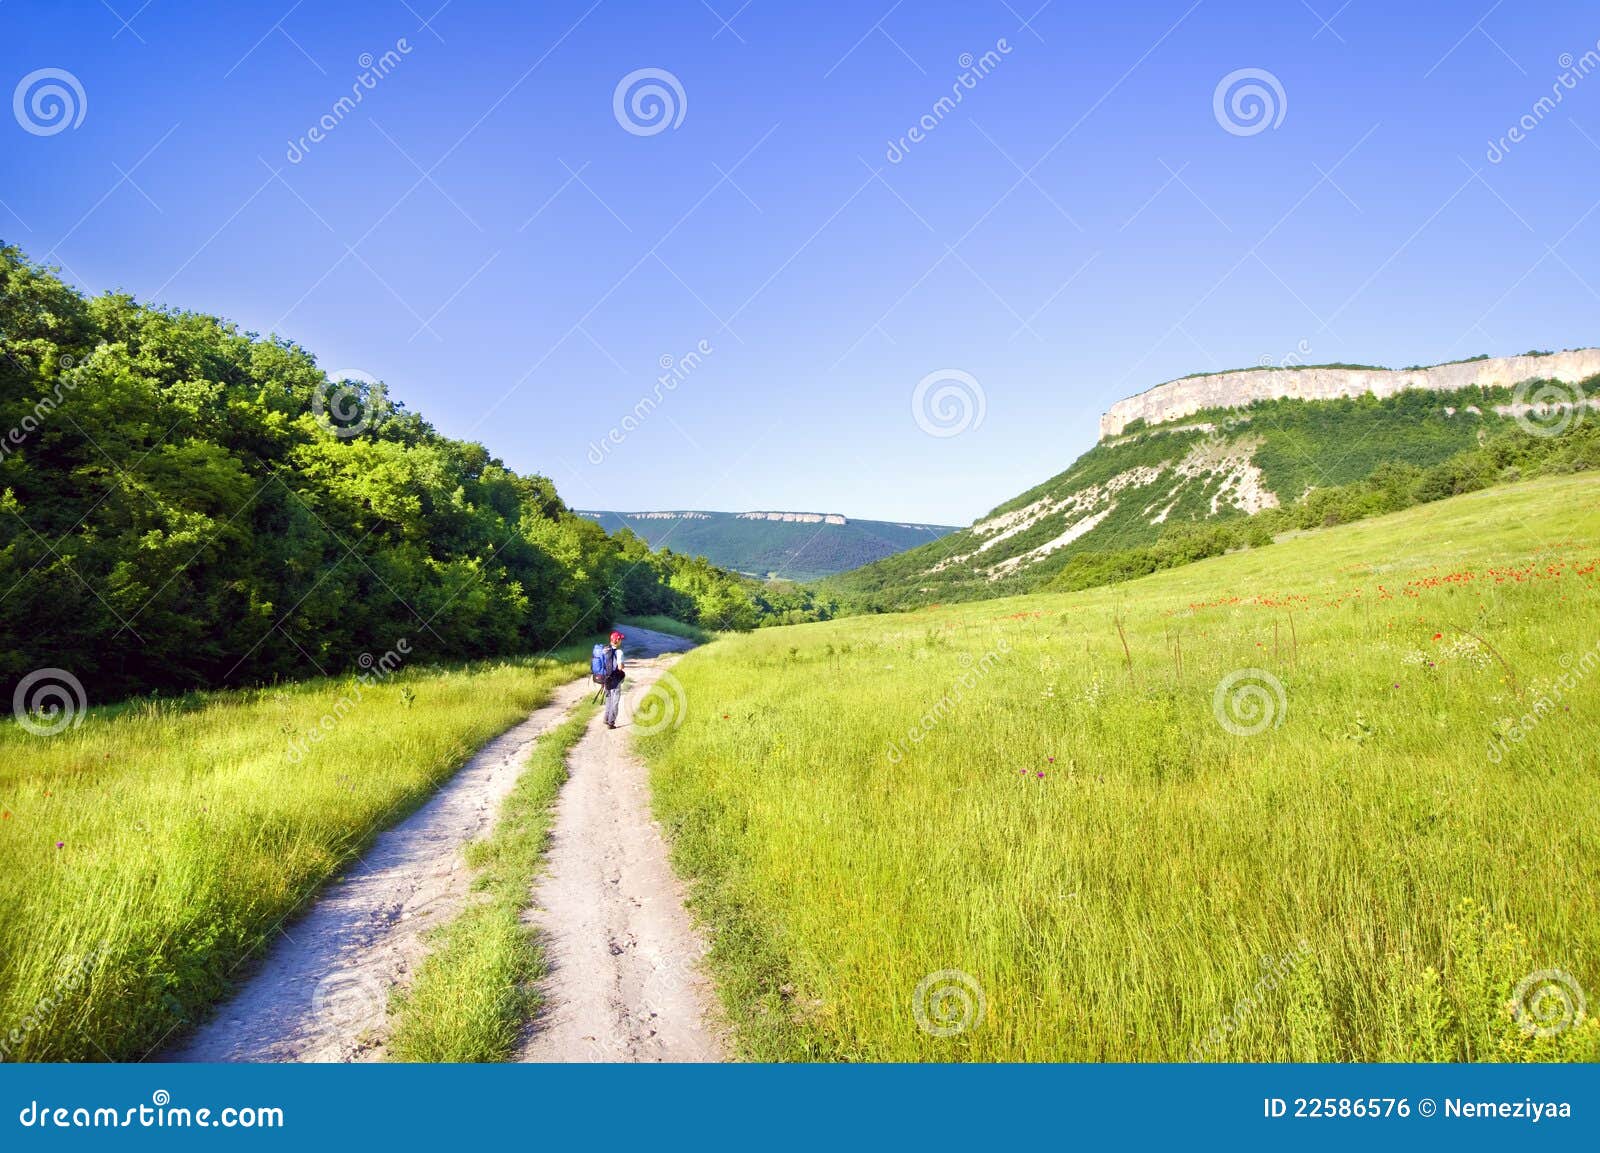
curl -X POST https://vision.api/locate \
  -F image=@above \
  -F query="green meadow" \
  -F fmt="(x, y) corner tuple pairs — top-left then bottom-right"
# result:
(640, 474), (1600, 1061)
(0, 652), (585, 1061)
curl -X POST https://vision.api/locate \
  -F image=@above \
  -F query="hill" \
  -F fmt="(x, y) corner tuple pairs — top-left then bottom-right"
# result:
(576, 509), (956, 581)
(0, 244), (768, 701)
(824, 352), (1600, 609)
(640, 472), (1600, 1061)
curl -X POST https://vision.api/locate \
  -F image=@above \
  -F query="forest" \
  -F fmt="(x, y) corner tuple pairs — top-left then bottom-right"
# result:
(0, 245), (772, 702)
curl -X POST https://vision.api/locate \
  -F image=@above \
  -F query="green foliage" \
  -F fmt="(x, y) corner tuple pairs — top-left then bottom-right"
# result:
(752, 579), (839, 627)
(1038, 422), (1600, 596)
(824, 382), (1600, 612)
(1377, 900), (1600, 1062)
(0, 245), (760, 701)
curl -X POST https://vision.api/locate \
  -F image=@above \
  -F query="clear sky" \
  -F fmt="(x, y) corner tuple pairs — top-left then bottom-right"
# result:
(4, 1), (1597, 524)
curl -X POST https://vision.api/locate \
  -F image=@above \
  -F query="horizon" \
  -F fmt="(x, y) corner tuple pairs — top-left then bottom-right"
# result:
(5, 0), (1598, 524)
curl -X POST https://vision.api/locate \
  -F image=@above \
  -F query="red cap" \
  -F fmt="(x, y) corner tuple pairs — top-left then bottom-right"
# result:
(610, 630), (625, 641)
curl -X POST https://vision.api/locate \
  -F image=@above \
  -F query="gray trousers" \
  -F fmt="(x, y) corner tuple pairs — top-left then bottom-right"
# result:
(604, 682), (622, 725)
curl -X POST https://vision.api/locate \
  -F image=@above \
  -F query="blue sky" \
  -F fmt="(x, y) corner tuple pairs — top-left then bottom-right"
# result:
(3, 0), (1597, 524)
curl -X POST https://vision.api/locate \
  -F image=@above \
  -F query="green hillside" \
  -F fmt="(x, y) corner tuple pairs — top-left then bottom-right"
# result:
(577, 510), (955, 581)
(641, 473), (1600, 1061)
(824, 378), (1600, 609)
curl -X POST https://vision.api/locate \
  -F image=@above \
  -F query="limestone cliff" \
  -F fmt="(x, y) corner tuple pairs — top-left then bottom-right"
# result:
(1099, 349), (1600, 439)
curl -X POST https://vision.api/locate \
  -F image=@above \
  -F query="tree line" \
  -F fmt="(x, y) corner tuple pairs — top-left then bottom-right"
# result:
(0, 244), (769, 702)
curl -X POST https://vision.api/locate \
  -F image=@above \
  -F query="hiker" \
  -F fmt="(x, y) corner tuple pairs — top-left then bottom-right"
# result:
(601, 630), (626, 729)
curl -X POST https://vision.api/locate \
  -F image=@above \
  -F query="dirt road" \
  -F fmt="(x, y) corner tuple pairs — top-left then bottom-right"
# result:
(170, 625), (721, 1062)
(519, 634), (725, 1062)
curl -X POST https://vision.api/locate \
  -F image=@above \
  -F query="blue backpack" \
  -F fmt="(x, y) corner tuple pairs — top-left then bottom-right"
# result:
(591, 643), (614, 684)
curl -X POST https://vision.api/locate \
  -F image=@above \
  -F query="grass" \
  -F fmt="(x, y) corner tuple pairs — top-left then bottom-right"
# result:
(618, 615), (717, 643)
(639, 473), (1600, 1062)
(386, 700), (598, 1062)
(0, 649), (588, 1062)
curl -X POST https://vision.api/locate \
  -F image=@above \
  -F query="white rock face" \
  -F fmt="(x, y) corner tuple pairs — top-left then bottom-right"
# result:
(614, 511), (712, 520)
(734, 511), (847, 524)
(1098, 349), (1600, 439)
(985, 508), (1113, 580)
(933, 464), (1166, 577)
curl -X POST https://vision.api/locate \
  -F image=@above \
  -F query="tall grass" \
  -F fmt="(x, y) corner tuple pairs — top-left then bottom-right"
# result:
(387, 700), (598, 1062)
(641, 475), (1600, 1061)
(0, 651), (586, 1061)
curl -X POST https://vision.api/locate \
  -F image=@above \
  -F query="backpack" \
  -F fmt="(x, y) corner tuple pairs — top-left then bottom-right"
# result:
(591, 643), (611, 684)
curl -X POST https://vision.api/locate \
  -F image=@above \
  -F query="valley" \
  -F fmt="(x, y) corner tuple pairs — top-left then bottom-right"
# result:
(576, 508), (956, 582)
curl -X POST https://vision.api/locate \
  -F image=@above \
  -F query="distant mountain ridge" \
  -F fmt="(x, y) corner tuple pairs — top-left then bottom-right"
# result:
(576, 509), (957, 581)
